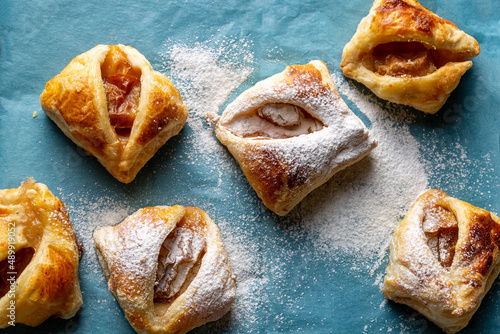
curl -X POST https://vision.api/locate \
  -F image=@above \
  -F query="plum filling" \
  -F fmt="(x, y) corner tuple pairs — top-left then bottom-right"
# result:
(154, 227), (206, 303)
(0, 247), (35, 298)
(368, 42), (472, 77)
(225, 103), (324, 139)
(101, 46), (142, 141)
(422, 205), (459, 268)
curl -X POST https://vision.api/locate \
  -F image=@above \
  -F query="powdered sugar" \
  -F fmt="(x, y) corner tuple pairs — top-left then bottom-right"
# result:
(57, 192), (133, 275)
(164, 40), (254, 120)
(278, 73), (428, 263)
(160, 39), (254, 156)
(216, 223), (270, 328)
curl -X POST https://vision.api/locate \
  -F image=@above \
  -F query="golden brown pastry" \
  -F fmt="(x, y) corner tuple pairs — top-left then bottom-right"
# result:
(340, 0), (480, 113)
(40, 44), (188, 183)
(215, 60), (377, 216)
(383, 189), (500, 334)
(94, 205), (235, 334)
(0, 179), (82, 328)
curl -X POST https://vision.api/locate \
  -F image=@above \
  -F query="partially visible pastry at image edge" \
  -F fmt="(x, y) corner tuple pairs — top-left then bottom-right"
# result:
(0, 178), (83, 328)
(215, 60), (377, 216)
(340, 0), (480, 114)
(383, 189), (500, 334)
(94, 205), (235, 334)
(40, 44), (188, 183)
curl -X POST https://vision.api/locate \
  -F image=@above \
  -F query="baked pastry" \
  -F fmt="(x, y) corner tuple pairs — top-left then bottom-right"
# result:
(94, 205), (235, 334)
(340, 0), (480, 113)
(40, 44), (188, 183)
(383, 189), (500, 333)
(0, 179), (83, 328)
(215, 60), (377, 216)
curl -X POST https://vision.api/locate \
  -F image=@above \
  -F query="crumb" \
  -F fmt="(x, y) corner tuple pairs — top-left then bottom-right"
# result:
(32, 111), (38, 118)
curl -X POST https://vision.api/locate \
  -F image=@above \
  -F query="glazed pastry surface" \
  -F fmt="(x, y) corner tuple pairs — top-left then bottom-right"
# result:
(215, 60), (377, 215)
(0, 179), (83, 328)
(383, 189), (500, 334)
(40, 44), (188, 183)
(340, 0), (480, 113)
(94, 205), (235, 334)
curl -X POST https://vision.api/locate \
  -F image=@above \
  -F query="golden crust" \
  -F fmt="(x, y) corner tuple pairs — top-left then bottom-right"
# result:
(340, 0), (480, 113)
(0, 179), (82, 328)
(383, 189), (500, 334)
(94, 205), (236, 334)
(215, 60), (377, 216)
(40, 44), (188, 183)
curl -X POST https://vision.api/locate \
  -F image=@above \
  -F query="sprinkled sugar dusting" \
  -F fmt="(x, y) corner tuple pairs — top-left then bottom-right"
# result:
(161, 39), (254, 155)
(164, 40), (254, 119)
(57, 191), (133, 274)
(281, 73), (429, 262)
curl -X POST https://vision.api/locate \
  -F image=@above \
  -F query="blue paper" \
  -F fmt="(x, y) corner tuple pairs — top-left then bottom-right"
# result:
(1, 0), (499, 333)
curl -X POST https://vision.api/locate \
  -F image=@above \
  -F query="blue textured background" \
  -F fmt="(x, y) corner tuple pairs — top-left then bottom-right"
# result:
(0, 0), (499, 333)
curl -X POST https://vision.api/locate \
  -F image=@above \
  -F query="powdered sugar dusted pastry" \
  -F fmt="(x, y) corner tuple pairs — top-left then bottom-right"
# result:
(383, 189), (500, 334)
(40, 44), (188, 183)
(0, 179), (82, 328)
(94, 205), (235, 334)
(215, 60), (377, 216)
(340, 0), (480, 113)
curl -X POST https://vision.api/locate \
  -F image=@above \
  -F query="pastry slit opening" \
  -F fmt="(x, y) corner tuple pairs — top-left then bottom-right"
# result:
(154, 226), (206, 304)
(101, 45), (142, 142)
(0, 247), (35, 298)
(224, 103), (324, 139)
(422, 205), (459, 268)
(368, 42), (473, 77)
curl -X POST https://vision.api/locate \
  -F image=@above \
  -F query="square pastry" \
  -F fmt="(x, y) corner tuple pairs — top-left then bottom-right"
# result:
(40, 44), (188, 183)
(215, 60), (377, 216)
(94, 205), (235, 334)
(383, 189), (500, 333)
(341, 0), (480, 113)
(0, 179), (82, 328)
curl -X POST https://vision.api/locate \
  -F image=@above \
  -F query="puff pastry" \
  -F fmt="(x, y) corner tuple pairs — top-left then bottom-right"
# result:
(383, 189), (500, 334)
(340, 0), (480, 113)
(40, 44), (188, 183)
(0, 179), (82, 328)
(215, 60), (377, 216)
(94, 205), (235, 334)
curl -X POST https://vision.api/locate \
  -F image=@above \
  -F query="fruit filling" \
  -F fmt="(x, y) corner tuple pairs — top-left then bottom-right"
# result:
(154, 227), (206, 303)
(422, 205), (459, 268)
(225, 103), (324, 139)
(369, 41), (472, 77)
(0, 247), (35, 298)
(101, 46), (141, 140)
